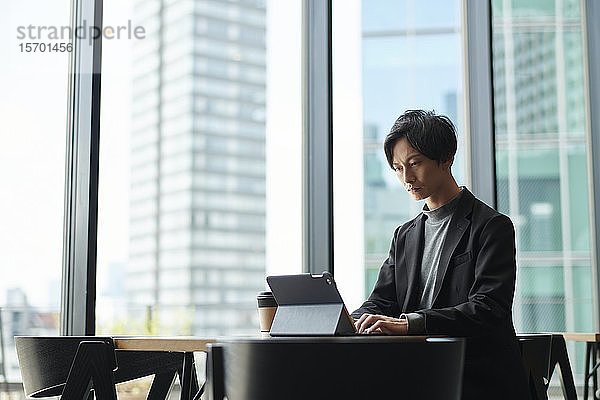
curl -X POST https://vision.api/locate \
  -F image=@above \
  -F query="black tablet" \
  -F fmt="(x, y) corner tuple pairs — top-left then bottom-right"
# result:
(266, 272), (357, 336)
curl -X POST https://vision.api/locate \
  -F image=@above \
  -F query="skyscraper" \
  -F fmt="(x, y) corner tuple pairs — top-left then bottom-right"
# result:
(127, 0), (267, 335)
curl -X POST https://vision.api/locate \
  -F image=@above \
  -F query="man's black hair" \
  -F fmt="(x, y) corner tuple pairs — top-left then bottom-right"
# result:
(383, 110), (457, 169)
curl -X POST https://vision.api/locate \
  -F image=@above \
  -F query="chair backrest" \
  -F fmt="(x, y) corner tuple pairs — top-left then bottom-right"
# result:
(15, 336), (115, 398)
(518, 334), (553, 400)
(207, 337), (465, 400)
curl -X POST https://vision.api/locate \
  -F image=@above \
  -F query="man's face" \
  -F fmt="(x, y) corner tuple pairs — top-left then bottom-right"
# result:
(391, 137), (453, 202)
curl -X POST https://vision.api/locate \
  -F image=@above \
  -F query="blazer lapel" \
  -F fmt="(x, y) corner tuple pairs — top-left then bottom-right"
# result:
(402, 214), (425, 311)
(431, 191), (474, 305)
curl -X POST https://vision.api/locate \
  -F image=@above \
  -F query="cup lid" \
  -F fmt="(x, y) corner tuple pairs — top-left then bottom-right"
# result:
(257, 291), (277, 307)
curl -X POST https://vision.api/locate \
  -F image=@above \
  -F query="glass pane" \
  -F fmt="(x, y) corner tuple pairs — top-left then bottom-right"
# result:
(332, 0), (467, 309)
(0, 0), (69, 393)
(363, 0), (461, 31)
(491, 0), (593, 379)
(97, 0), (301, 350)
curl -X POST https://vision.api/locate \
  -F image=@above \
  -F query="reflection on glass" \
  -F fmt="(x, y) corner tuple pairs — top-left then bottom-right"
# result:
(491, 0), (593, 377)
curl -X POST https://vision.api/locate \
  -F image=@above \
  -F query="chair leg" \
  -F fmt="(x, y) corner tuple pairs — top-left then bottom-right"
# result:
(586, 343), (592, 400)
(549, 335), (577, 400)
(61, 341), (117, 400)
(592, 343), (598, 400)
(148, 371), (177, 400)
(206, 344), (225, 400)
(178, 352), (199, 400)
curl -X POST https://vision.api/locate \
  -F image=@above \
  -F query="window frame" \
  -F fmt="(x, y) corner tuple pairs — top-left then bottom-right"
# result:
(61, 0), (103, 335)
(463, 0), (496, 206)
(584, 0), (600, 329)
(302, 0), (334, 275)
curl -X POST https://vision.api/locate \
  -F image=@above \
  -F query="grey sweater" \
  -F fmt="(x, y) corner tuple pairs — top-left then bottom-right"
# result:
(404, 189), (464, 333)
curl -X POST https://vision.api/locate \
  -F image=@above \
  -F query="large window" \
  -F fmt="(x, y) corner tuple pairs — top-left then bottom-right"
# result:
(96, 0), (302, 341)
(333, 0), (468, 308)
(491, 0), (594, 376)
(0, 0), (69, 391)
(3, 0), (600, 395)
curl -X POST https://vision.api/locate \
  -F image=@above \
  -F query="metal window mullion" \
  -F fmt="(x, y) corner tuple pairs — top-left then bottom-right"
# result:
(463, 0), (496, 208)
(584, 0), (600, 329)
(61, 0), (103, 335)
(554, 0), (576, 334)
(302, 0), (333, 275)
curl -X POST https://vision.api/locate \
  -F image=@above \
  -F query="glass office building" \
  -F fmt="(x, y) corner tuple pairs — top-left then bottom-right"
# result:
(126, 0), (267, 335)
(491, 0), (594, 333)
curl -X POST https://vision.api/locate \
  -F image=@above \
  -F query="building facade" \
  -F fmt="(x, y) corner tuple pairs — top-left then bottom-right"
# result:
(127, 0), (267, 335)
(492, 0), (594, 334)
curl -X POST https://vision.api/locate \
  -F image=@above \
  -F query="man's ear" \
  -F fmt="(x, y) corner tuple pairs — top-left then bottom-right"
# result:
(442, 157), (454, 172)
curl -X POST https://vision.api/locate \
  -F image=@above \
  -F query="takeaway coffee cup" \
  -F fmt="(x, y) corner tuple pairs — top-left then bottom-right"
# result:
(257, 291), (277, 332)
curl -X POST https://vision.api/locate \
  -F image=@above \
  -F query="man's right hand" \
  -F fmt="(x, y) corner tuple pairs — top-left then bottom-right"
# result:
(354, 313), (408, 335)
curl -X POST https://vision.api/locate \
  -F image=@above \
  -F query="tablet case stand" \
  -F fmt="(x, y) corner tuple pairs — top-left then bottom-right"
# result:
(269, 303), (355, 336)
(267, 273), (356, 336)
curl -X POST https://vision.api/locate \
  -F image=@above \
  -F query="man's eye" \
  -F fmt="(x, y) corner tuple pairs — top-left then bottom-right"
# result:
(409, 161), (420, 167)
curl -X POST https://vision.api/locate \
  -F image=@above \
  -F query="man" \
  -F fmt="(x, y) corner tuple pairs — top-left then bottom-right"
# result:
(352, 110), (530, 400)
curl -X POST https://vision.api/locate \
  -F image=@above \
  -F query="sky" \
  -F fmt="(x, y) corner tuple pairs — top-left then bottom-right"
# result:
(0, 0), (70, 307)
(0, 0), (153, 307)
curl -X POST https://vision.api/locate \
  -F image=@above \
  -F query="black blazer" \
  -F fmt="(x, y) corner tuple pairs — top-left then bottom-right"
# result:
(352, 189), (531, 400)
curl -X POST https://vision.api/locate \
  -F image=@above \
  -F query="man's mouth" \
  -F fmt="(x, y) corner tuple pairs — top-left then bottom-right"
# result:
(407, 187), (421, 193)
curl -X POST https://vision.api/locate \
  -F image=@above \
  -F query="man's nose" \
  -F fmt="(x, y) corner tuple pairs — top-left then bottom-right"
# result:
(403, 170), (415, 183)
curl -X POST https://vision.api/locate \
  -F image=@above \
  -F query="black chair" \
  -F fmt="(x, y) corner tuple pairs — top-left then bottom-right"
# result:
(206, 336), (465, 400)
(583, 340), (600, 400)
(15, 336), (199, 400)
(518, 334), (577, 400)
